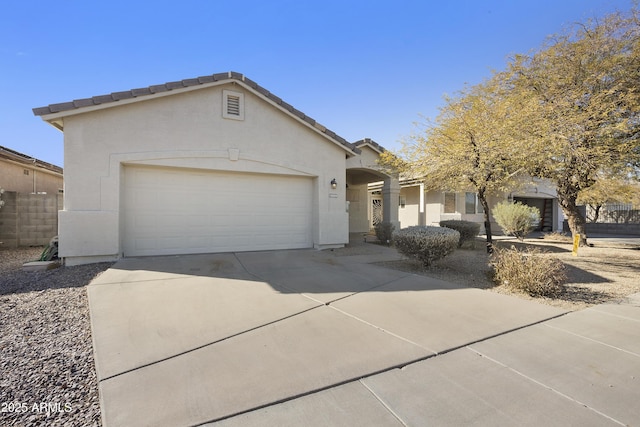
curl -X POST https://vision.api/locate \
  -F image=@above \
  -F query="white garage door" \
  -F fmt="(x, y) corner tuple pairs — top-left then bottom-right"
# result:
(123, 166), (313, 256)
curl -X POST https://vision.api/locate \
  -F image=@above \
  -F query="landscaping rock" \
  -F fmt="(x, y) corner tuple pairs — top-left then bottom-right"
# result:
(0, 247), (112, 427)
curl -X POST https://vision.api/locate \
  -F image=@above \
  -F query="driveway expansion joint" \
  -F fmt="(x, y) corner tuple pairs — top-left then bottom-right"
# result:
(183, 306), (624, 427)
(360, 379), (409, 426)
(97, 305), (324, 383)
(466, 346), (628, 426)
(189, 357), (434, 426)
(328, 305), (438, 354)
(542, 323), (640, 358)
(88, 275), (189, 287)
(590, 307), (640, 323)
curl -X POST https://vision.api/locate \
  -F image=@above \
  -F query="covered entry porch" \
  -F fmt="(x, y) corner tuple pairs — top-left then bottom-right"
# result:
(346, 139), (400, 234)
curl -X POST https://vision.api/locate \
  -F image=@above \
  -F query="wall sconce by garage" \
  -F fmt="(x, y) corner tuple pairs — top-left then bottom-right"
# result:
(330, 178), (338, 190)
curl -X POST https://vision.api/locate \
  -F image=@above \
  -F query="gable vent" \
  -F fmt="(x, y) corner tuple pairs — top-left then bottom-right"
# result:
(222, 90), (244, 120)
(227, 95), (240, 116)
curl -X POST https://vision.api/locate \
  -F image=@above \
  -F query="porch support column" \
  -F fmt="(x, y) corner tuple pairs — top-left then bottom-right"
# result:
(382, 176), (401, 231)
(419, 182), (425, 226)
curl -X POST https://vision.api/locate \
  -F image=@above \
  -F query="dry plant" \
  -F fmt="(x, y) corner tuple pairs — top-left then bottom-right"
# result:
(490, 245), (566, 297)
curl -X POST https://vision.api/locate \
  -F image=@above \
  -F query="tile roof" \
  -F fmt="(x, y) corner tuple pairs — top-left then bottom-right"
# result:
(0, 145), (63, 174)
(33, 71), (360, 154)
(354, 138), (386, 153)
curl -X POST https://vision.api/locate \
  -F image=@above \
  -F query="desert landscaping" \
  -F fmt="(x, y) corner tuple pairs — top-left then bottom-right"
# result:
(1, 235), (639, 426)
(376, 234), (640, 311)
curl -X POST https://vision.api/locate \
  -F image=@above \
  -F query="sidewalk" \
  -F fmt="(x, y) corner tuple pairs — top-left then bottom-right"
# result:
(215, 293), (639, 426)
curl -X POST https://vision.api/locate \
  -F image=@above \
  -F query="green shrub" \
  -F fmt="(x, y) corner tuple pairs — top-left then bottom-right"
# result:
(493, 201), (540, 240)
(374, 221), (395, 245)
(490, 246), (566, 297)
(393, 226), (459, 267)
(440, 220), (481, 248)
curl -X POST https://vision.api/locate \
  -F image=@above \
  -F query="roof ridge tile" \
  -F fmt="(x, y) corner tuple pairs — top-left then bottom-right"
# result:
(181, 78), (201, 86)
(131, 87), (152, 97)
(111, 91), (134, 101)
(92, 94), (114, 104)
(148, 84), (168, 94)
(212, 72), (229, 81)
(165, 81), (184, 90)
(73, 98), (95, 108)
(197, 75), (215, 84)
(32, 71), (359, 154)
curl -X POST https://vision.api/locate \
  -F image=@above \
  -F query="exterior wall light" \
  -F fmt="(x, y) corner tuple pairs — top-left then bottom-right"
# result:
(330, 178), (337, 189)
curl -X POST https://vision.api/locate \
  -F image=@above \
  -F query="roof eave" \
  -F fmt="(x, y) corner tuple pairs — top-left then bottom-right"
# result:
(34, 72), (360, 157)
(232, 79), (359, 156)
(35, 80), (226, 124)
(354, 138), (386, 154)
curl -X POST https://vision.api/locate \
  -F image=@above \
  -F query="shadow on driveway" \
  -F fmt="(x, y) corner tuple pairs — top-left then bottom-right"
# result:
(88, 246), (569, 426)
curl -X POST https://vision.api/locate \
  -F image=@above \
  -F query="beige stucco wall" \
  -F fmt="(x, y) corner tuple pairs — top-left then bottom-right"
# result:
(347, 184), (370, 233)
(420, 186), (564, 234)
(422, 190), (501, 233)
(58, 82), (349, 264)
(399, 185), (421, 228)
(346, 144), (399, 232)
(346, 144), (381, 171)
(0, 159), (62, 195)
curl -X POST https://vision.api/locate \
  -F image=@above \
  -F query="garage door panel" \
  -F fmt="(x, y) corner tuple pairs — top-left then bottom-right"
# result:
(123, 167), (313, 256)
(182, 215), (208, 228)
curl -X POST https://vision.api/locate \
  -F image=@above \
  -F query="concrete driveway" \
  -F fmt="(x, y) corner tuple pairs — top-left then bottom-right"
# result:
(87, 244), (640, 426)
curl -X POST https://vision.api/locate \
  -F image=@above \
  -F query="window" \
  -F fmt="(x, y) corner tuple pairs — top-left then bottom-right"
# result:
(222, 90), (244, 120)
(465, 192), (484, 214)
(465, 192), (476, 214)
(444, 192), (456, 213)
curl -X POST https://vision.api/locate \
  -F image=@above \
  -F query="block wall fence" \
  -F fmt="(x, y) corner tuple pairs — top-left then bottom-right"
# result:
(0, 191), (62, 248)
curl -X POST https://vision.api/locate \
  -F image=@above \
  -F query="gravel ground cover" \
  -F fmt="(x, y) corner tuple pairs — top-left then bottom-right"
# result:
(0, 247), (111, 427)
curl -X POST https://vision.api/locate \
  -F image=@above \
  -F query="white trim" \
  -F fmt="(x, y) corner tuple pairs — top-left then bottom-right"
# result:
(357, 142), (384, 154)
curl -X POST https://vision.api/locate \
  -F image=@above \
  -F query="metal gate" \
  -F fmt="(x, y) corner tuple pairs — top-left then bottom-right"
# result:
(371, 196), (383, 228)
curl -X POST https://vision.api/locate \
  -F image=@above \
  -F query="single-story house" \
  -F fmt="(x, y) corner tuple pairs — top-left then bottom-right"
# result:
(34, 72), (399, 266)
(33, 71), (564, 265)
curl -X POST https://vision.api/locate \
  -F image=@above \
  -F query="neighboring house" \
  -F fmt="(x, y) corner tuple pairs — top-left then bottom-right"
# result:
(0, 145), (63, 194)
(0, 146), (63, 247)
(34, 72), (399, 266)
(388, 176), (564, 234)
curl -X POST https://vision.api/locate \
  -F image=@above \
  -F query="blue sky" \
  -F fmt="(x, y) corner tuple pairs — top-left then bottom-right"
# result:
(1, 0), (633, 167)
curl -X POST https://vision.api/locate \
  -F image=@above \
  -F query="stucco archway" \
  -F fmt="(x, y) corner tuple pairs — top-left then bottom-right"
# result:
(346, 139), (399, 234)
